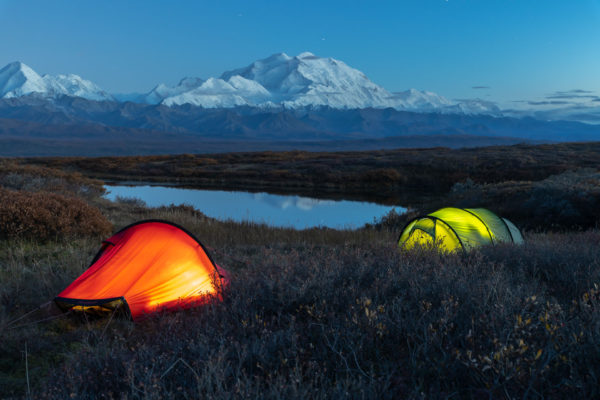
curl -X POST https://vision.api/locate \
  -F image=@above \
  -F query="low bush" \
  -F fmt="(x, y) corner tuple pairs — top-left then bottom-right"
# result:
(22, 142), (600, 204)
(0, 188), (112, 241)
(31, 231), (600, 399)
(447, 169), (600, 230)
(0, 160), (105, 199)
(358, 168), (408, 186)
(1, 197), (600, 398)
(368, 207), (420, 232)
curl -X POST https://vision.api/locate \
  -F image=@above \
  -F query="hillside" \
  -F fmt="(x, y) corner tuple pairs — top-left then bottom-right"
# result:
(1, 161), (600, 398)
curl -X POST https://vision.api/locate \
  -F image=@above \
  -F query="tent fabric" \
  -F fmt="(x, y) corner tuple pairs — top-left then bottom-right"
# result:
(55, 220), (227, 320)
(398, 207), (523, 253)
(503, 217), (524, 244)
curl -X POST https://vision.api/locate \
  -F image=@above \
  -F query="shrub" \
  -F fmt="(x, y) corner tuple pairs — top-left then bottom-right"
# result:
(368, 207), (420, 231)
(2, 198), (600, 399)
(359, 168), (407, 186)
(446, 169), (600, 230)
(36, 234), (600, 399)
(0, 188), (112, 241)
(0, 161), (105, 199)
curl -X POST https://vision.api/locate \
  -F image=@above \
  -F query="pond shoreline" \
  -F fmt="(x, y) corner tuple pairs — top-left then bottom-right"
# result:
(104, 184), (402, 230)
(27, 141), (600, 211)
(103, 179), (420, 207)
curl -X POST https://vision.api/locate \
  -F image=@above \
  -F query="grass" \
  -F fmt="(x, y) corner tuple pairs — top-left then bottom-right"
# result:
(1, 205), (600, 398)
(1, 154), (600, 398)
(20, 142), (600, 204)
(18, 141), (600, 231)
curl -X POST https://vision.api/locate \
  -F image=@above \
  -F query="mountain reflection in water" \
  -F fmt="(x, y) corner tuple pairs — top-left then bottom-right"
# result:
(105, 185), (402, 229)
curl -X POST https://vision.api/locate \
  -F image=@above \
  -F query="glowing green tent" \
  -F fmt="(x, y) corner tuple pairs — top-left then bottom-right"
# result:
(398, 207), (523, 252)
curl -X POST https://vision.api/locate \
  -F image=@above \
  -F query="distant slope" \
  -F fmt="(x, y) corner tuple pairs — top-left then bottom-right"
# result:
(1, 96), (598, 142)
(0, 117), (538, 156)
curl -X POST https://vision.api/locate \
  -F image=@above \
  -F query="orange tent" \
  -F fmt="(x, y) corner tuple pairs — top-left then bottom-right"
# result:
(55, 220), (228, 320)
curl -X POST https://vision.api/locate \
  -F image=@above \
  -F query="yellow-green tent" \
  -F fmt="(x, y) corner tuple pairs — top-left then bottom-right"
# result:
(398, 207), (523, 252)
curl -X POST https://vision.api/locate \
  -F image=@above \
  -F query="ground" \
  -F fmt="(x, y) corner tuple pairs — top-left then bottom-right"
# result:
(1, 144), (600, 399)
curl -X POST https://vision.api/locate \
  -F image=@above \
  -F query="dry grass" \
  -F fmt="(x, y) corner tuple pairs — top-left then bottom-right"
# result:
(1, 202), (599, 398)
(2, 156), (600, 398)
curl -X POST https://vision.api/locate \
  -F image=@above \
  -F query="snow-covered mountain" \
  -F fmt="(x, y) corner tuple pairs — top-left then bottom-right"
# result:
(390, 89), (454, 111)
(140, 77), (205, 104)
(162, 76), (270, 107)
(219, 52), (397, 109)
(0, 62), (113, 101)
(136, 52), (500, 114)
(0, 56), (508, 115)
(0, 62), (47, 98)
(3, 55), (595, 123)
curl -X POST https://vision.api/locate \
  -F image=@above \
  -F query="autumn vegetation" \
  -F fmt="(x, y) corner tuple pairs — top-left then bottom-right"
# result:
(25, 141), (600, 199)
(1, 143), (600, 398)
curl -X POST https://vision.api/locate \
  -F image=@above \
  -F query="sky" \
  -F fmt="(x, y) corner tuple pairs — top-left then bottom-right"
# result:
(1, 0), (599, 105)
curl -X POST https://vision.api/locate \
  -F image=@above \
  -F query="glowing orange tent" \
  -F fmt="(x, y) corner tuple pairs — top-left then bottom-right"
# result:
(55, 220), (228, 320)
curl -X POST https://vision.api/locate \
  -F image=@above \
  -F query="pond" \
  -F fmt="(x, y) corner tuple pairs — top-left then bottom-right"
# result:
(104, 185), (403, 230)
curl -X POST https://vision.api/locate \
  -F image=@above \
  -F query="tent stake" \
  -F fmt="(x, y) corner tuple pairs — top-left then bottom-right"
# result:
(25, 342), (31, 400)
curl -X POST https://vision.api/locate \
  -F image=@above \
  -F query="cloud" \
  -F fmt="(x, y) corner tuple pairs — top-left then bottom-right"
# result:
(528, 100), (573, 106)
(564, 89), (594, 94)
(546, 89), (598, 100)
(547, 94), (599, 100)
(472, 86), (490, 89)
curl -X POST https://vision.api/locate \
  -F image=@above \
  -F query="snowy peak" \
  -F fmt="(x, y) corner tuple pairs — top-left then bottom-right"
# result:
(447, 98), (502, 115)
(159, 52), (508, 114)
(220, 52), (368, 93)
(297, 51), (317, 59)
(0, 61), (113, 101)
(226, 75), (270, 100)
(217, 52), (398, 108)
(177, 77), (204, 87)
(391, 89), (454, 111)
(0, 62), (46, 98)
(140, 76), (205, 104)
(45, 74), (113, 101)
(221, 52), (306, 94)
(217, 52), (472, 111)
(161, 76), (270, 108)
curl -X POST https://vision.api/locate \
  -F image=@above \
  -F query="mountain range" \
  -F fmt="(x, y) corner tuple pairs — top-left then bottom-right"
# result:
(0, 52), (599, 156)
(0, 53), (503, 114)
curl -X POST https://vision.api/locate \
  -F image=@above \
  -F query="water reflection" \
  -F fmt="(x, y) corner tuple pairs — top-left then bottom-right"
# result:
(254, 193), (336, 211)
(105, 185), (403, 230)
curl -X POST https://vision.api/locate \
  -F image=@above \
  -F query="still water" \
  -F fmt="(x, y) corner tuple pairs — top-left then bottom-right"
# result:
(105, 185), (403, 230)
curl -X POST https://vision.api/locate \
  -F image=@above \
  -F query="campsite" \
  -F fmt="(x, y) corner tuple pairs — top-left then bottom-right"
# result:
(2, 1), (600, 398)
(1, 143), (600, 398)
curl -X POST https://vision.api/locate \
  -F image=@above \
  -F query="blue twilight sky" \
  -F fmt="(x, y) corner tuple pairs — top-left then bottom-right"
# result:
(0, 0), (599, 104)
